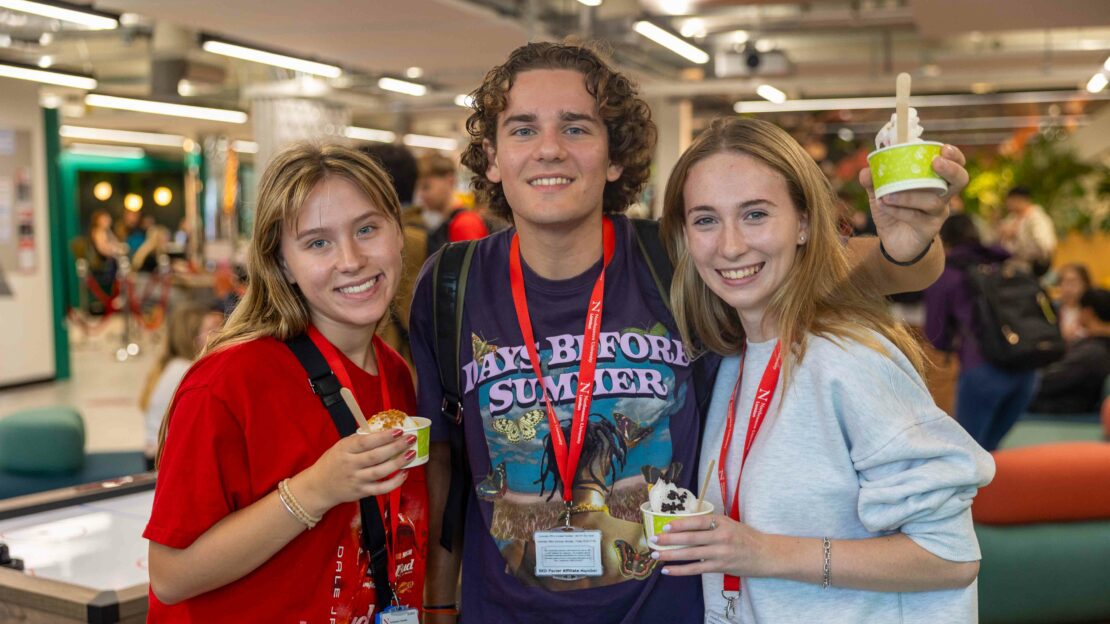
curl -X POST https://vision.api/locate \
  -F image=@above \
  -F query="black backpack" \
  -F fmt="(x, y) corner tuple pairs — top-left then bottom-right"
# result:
(961, 262), (1065, 371)
(429, 218), (716, 550)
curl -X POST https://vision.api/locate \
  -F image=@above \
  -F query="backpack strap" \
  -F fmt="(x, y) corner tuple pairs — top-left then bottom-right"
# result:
(284, 334), (394, 607)
(628, 218), (714, 419)
(431, 240), (477, 552)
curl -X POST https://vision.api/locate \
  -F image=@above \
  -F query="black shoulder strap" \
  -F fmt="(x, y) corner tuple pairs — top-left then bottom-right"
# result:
(628, 218), (713, 418)
(284, 334), (394, 607)
(430, 240), (477, 552)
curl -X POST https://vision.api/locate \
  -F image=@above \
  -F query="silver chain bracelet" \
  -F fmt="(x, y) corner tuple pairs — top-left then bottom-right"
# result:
(822, 537), (832, 589)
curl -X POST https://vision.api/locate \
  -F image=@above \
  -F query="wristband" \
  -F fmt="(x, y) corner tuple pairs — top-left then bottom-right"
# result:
(879, 238), (933, 267)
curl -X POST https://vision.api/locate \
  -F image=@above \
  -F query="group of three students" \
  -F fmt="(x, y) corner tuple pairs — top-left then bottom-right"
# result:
(144, 41), (994, 623)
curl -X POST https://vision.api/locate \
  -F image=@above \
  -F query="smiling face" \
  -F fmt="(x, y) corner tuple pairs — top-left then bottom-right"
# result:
(484, 69), (622, 232)
(683, 152), (808, 340)
(279, 175), (402, 344)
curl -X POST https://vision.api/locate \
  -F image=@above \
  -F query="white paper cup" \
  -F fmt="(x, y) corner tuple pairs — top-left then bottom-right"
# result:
(358, 416), (432, 469)
(640, 500), (714, 551)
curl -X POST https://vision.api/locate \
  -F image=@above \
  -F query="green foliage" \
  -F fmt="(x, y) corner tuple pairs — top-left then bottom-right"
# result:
(963, 134), (1110, 234)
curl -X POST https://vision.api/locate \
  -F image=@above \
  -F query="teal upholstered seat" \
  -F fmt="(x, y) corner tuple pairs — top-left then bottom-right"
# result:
(0, 407), (86, 474)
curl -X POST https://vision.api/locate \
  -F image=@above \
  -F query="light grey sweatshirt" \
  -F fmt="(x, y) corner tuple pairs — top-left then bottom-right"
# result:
(698, 332), (995, 624)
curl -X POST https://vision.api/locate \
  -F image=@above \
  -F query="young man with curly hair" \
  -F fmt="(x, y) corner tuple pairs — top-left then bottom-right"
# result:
(409, 42), (969, 623)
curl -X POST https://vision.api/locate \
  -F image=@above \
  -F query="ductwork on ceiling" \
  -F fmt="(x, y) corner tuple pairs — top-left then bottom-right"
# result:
(149, 21), (223, 99)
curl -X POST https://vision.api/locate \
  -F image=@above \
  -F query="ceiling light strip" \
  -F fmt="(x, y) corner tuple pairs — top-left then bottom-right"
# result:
(85, 94), (248, 124)
(68, 143), (145, 158)
(633, 21), (709, 65)
(345, 126), (397, 143)
(201, 39), (342, 78)
(402, 134), (458, 151)
(735, 89), (1110, 113)
(0, 61), (96, 89)
(60, 125), (185, 147)
(378, 77), (427, 96)
(0, 0), (117, 30)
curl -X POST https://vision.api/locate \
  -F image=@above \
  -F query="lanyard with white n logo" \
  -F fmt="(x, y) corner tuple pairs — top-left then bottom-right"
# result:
(718, 341), (782, 606)
(508, 217), (616, 507)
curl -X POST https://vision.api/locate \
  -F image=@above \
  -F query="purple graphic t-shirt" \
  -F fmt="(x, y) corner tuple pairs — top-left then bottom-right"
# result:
(410, 216), (704, 623)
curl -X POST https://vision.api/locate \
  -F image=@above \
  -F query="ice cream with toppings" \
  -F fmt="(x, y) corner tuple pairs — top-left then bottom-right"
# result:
(648, 478), (698, 514)
(365, 409), (417, 432)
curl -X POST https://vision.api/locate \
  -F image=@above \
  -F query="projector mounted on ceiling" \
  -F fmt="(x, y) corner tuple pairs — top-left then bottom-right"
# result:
(715, 48), (792, 78)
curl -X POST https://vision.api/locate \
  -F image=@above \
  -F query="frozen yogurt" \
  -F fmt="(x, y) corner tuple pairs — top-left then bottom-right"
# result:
(875, 107), (924, 150)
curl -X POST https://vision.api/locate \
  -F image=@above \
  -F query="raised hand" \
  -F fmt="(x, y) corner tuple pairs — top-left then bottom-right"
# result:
(860, 144), (968, 263)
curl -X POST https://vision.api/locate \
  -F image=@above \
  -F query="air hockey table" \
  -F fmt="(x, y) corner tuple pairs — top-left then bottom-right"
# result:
(0, 473), (154, 623)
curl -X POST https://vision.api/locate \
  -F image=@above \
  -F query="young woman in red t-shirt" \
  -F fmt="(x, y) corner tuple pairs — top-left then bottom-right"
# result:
(145, 144), (428, 621)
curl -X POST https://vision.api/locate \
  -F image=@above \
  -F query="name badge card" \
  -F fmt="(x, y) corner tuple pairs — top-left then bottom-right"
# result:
(376, 606), (419, 624)
(533, 527), (603, 579)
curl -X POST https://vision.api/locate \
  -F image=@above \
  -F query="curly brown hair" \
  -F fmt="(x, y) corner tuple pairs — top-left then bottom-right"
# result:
(460, 41), (657, 223)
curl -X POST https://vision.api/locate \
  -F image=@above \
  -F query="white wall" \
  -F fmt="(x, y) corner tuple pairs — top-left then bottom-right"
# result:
(0, 79), (55, 386)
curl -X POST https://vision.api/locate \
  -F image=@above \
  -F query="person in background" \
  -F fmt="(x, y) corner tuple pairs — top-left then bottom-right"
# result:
(1055, 263), (1092, 343)
(1028, 288), (1110, 415)
(998, 186), (1056, 276)
(924, 214), (1036, 451)
(139, 302), (224, 469)
(360, 143), (427, 366)
(418, 152), (489, 254)
(116, 209), (147, 253)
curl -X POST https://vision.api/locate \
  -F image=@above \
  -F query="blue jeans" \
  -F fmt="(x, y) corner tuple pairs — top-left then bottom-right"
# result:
(955, 363), (1037, 451)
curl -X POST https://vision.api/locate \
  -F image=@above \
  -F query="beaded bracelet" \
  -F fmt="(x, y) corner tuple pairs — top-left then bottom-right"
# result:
(821, 537), (832, 589)
(278, 478), (321, 529)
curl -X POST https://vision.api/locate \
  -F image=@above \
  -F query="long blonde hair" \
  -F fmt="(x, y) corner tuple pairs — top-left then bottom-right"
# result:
(660, 117), (923, 382)
(156, 143), (403, 465)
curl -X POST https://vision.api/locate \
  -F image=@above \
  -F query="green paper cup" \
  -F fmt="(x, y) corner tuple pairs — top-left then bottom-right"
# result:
(640, 500), (714, 551)
(358, 416), (431, 468)
(867, 141), (947, 199)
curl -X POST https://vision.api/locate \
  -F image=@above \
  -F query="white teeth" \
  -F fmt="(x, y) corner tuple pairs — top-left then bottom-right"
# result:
(338, 276), (378, 294)
(530, 177), (572, 187)
(720, 265), (762, 280)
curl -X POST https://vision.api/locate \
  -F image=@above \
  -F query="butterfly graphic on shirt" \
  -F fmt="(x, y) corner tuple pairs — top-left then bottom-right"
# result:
(613, 539), (657, 580)
(491, 409), (545, 444)
(641, 462), (683, 487)
(476, 462), (507, 501)
(623, 322), (669, 337)
(471, 333), (497, 363)
(613, 412), (653, 448)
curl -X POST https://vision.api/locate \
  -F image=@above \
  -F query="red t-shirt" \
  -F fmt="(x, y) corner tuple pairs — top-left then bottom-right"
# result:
(144, 335), (427, 623)
(447, 209), (488, 242)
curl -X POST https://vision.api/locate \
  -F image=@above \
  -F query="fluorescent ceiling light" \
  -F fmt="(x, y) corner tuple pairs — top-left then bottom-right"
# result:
(0, 0), (118, 29)
(633, 21), (708, 65)
(1087, 73), (1108, 94)
(201, 39), (342, 79)
(345, 126), (397, 143)
(734, 89), (1109, 114)
(68, 143), (144, 159)
(85, 94), (248, 124)
(680, 18), (706, 39)
(454, 94), (475, 108)
(1104, 56), (1110, 72)
(0, 61), (96, 89)
(756, 84), (786, 104)
(60, 125), (185, 147)
(231, 140), (258, 154)
(402, 134), (458, 151)
(378, 77), (427, 96)
(577, 0), (602, 6)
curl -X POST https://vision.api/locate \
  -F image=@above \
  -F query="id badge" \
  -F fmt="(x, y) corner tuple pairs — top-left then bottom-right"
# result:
(376, 606), (419, 624)
(533, 526), (603, 580)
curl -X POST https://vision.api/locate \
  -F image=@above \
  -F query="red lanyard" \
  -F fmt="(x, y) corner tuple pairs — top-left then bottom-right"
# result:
(508, 217), (615, 504)
(307, 325), (401, 587)
(718, 341), (782, 594)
